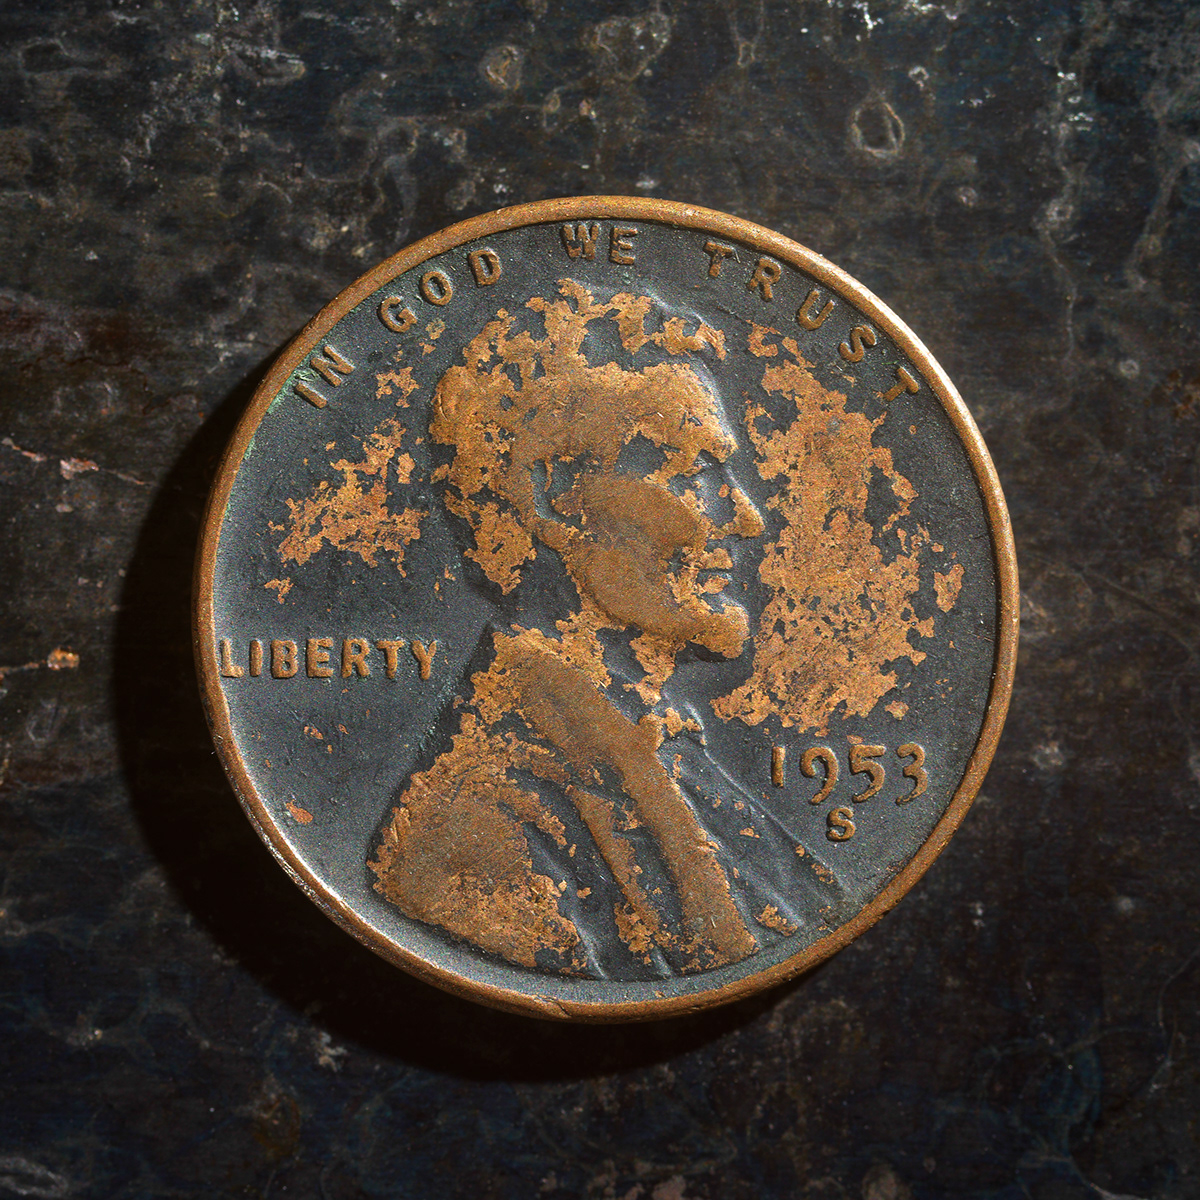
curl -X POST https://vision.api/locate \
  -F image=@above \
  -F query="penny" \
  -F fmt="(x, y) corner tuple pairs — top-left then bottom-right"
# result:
(195, 198), (1017, 1021)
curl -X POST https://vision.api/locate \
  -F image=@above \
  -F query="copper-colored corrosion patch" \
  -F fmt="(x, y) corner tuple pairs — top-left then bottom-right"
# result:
(273, 419), (425, 587)
(713, 326), (939, 734)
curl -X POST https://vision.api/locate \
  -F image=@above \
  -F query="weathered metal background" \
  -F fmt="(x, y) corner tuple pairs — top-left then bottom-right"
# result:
(1, 1), (1197, 1196)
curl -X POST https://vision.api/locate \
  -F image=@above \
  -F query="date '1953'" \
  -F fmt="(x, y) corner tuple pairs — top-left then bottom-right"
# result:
(771, 742), (928, 841)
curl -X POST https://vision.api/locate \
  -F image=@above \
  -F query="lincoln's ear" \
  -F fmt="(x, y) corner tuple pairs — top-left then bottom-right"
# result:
(437, 492), (534, 595)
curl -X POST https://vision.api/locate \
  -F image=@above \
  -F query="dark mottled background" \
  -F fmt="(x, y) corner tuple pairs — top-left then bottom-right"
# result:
(1, 1), (1198, 1197)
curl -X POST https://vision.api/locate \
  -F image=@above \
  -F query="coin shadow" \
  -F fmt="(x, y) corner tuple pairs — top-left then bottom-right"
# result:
(114, 352), (794, 1083)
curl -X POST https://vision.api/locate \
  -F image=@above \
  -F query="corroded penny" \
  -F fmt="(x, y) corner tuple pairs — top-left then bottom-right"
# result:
(195, 198), (1017, 1021)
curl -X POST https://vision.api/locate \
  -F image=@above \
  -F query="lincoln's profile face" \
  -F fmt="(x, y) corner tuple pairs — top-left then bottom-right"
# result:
(428, 279), (763, 703)
(537, 462), (754, 660)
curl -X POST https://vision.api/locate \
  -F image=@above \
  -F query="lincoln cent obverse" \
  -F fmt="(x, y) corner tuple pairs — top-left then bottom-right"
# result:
(195, 198), (1017, 1021)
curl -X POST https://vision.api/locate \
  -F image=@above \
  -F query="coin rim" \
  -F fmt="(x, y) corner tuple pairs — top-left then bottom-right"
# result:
(194, 196), (1019, 1022)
